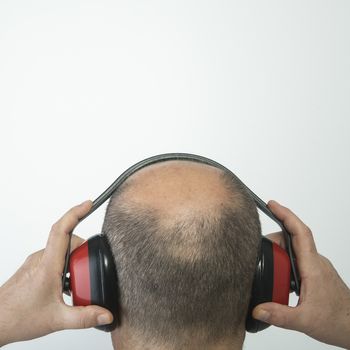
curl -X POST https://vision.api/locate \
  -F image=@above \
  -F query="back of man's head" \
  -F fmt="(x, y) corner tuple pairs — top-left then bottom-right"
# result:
(102, 160), (261, 350)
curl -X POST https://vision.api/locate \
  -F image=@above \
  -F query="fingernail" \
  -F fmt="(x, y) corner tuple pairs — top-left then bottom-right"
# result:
(80, 200), (92, 206)
(97, 314), (112, 325)
(255, 309), (270, 322)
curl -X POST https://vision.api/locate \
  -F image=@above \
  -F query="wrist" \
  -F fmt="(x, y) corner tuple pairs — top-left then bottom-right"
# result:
(0, 312), (11, 346)
(342, 298), (350, 348)
(0, 287), (18, 347)
(331, 294), (350, 349)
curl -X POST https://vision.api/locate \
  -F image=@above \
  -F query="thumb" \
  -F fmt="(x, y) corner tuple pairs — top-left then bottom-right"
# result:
(252, 302), (303, 331)
(60, 305), (114, 330)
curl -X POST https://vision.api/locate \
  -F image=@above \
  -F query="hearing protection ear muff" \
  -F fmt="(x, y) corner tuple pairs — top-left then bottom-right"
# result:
(245, 237), (292, 332)
(67, 234), (119, 331)
(62, 153), (300, 333)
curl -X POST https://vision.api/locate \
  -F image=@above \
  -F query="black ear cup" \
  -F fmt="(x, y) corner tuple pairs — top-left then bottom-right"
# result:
(87, 235), (120, 331)
(246, 237), (274, 332)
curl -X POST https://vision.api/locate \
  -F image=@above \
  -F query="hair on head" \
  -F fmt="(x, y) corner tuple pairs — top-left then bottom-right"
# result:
(102, 164), (261, 347)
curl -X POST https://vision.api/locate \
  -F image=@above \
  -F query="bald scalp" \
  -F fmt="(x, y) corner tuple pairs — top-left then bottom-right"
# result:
(112, 161), (248, 262)
(102, 161), (261, 348)
(120, 161), (233, 208)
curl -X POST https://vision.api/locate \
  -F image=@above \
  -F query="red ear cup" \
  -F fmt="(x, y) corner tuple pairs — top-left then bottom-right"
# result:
(246, 237), (291, 333)
(272, 241), (291, 305)
(69, 241), (91, 306)
(68, 234), (120, 332)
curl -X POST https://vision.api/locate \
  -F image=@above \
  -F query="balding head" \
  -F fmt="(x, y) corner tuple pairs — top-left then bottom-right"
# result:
(119, 160), (236, 213)
(102, 160), (261, 350)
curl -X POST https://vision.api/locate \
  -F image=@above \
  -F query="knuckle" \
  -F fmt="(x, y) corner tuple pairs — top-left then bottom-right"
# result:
(284, 207), (292, 215)
(319, 255), (336, 275)
(24, 253), (34, 264)
(68, 206), (80, 218)
(303, 225), (313, 236)
(320, 254), (332, 266)
(25, 251), (40, 263)
(79, 312), (93, 329)
(82, 318), (91, 329)
(51, 222), (60, 233)
(72, 307), (95, 329)
(65, 211), (79, 227)
(319, 254), (329, 264)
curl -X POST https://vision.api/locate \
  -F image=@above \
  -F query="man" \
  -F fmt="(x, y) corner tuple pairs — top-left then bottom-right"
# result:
(0, 160), (349, 348)
(103, 160), (261, 349)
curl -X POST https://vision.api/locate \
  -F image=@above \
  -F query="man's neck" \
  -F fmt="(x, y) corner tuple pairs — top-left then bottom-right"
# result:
(111, 327), (244, 350)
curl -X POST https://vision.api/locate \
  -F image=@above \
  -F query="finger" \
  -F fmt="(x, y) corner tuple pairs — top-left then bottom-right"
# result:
(268, 200), (317, 256)
(71, 234), (85, 252)
(252, 302), (305, 332)
(43, 200), (93, 270)
(265, 231), (286, 249)
(58, 305), (114, 330)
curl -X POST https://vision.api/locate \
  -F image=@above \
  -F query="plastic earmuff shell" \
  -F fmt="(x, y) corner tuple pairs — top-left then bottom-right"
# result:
(246, 237), (291, 332)
(69, 234), (120, 332)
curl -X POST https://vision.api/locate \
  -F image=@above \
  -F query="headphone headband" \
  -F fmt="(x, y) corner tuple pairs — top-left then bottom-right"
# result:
(62, 153), (300, 295)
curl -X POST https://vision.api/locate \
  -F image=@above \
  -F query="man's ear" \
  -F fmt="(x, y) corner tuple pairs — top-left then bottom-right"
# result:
(265, 231), (286, 249)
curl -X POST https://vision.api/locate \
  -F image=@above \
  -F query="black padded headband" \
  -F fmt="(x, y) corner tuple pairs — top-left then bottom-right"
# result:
(62, 153), (300, 295)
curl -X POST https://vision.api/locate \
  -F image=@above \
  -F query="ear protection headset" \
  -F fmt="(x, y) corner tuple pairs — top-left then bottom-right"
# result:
(62, 153), (300, 333)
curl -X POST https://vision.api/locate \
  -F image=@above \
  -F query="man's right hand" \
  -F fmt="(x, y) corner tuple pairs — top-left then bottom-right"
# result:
(253, 200), (350, 349)
(0, 201), (113, 347)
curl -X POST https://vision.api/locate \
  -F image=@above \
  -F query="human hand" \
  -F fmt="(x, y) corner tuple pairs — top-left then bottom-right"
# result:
(0, 200), (113, 347)
(253, 200), (350, 349)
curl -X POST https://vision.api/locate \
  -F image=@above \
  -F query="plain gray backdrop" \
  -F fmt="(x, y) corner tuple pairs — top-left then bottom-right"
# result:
(0, 1), (349, 349)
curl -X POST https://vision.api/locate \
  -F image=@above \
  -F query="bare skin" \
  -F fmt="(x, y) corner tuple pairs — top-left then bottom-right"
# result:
(112, 325), (245, 350)
(118, 160), (235, 215)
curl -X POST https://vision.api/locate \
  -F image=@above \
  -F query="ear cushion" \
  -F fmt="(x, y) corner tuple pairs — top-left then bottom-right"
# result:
(246, 237), (291, 333)
(69, 234), (120, 332)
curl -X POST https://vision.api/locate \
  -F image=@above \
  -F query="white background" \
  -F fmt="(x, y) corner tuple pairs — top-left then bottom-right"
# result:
(0, 1), (349, 349)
